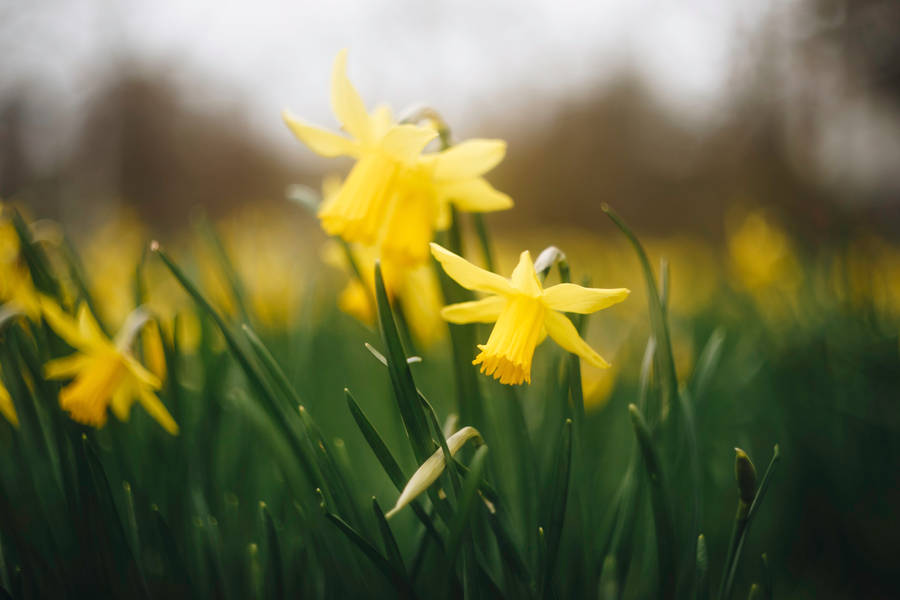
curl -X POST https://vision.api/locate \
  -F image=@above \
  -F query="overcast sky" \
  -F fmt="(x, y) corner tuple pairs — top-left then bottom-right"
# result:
(1, 0), (783, 164)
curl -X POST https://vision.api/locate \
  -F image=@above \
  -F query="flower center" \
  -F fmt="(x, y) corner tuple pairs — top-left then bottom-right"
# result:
(473, 296), (545, 385)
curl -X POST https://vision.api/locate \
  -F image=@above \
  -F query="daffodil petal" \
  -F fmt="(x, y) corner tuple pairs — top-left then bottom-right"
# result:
(123, 354), (162, 389)
(543, 310), (610, 369)
(440, 296), (506, 324)
(77, 304), (106, 342)
(433, 139), (506, 180)
(282, 111), (359, 157)
(370, 104), (393, 139)
(542, 284), (630, 314)
(439, 178), (513, 213)
(331, 49), (371, 143)
(136, 387), (179, 435)
(381, 124), (438, 163)
(430, 243), (513, 296)
(510, 251), (542, 297)
(45, 354), (91, 379)
(110, 378), (133, 421)
(40, 297), (85, 349)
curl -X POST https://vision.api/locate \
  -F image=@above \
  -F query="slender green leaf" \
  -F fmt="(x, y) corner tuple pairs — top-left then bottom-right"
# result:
(540, 419), (572, 598)
(628, 404), (675, 600)
(374, 261), (433, 463)
(372, 498), (406, 576)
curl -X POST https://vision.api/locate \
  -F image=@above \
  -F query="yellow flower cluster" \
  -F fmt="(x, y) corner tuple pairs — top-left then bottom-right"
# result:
(284, 51), (631, 385)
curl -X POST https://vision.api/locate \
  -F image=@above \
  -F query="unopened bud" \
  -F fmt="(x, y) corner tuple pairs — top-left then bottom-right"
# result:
(735, 448), (757, 506)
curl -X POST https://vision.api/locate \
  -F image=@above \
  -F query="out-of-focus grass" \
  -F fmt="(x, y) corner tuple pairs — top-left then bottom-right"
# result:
(0, 203), (897, 598)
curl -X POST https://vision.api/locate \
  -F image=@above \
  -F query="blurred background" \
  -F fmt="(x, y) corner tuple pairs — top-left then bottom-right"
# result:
(2, 0), (899, 238)
(3, 1), (900, 598)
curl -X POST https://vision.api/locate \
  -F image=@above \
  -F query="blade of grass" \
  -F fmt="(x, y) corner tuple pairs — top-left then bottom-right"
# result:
(345, 389), (443, 548)
(539, 419), (572, 598)
(259, 503), (284, 600)
(374, 261), (433, 463)
(602, 204), (677, 417)
(444, 446), (489, 575)
(372, 498), (406, 576)
(628, 404), (675, 600)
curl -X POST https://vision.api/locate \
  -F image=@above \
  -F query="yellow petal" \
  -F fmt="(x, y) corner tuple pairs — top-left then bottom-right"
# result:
(77, 304), (106, 344)
(282, 111), (359, 157)
(440, 296), (506, 324)
(331, 49), (371, 143)
(430, 243), (513, 296)
(109, 378), (134, 421)
(40, 297), (85, 349)
(543, 310), (610, 369)
(386, 426), (481, 518)
(370, 104), (393, 139)
(45, 354), (91, 379)
(136, 386), (179, 435)
(542, 284), (630, 314)
(381, 124), (438, 164)
(433, 139), (506, 180)
(0, 383), (18, 428)
(439, 177), (513, 213)
(123, 354), (162, 389)
(510, 251), (542, 297)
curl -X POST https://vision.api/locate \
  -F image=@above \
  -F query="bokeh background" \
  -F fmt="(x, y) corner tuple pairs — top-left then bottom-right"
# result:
(3, 0), (900, 597)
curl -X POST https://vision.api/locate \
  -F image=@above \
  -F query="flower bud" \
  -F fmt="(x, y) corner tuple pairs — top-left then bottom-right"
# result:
(734, 447), (757, 506)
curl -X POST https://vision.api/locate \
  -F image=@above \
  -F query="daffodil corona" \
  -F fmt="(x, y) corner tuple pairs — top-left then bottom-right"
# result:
(283, 50), (512, 265)
(41, 299), (178, 434)
(431, 243), (629, 385)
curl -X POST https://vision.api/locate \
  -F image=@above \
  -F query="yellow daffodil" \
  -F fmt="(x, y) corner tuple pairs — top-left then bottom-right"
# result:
(431, 243), (629, 385)
(283, 50), (512, 265)
(0, 372), (18, 428)
(40, 299), (178, 435)
(727, 210), (799, 292)
(0, 216), (41, 320)
(324, 241), (444, 346)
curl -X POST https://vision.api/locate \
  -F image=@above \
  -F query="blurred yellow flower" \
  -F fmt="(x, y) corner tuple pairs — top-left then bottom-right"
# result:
(40, 299), (178, 435)
(325, 241), (444, 347)
(0, 217), (41, 320)
(431, 243), (629, 385)
(283, 50), (511, 265)
(81, 213), (146, 328)
(728, 211), (799, 292)
(0, 372), (18, 428)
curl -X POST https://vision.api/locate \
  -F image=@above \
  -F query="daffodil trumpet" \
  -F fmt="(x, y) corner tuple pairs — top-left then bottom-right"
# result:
(431, 243), (630, 385)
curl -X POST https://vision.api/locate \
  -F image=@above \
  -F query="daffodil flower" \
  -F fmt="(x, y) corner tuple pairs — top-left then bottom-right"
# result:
(40, 299), (178, 434)
(283, 50), (512, 265)
(431, 243), (629, 385)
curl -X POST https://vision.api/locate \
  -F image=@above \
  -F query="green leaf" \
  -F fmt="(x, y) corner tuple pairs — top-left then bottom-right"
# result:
(603, 204), (678, 417)
(10, 210), (61, 300)
(259, 503), (284, 600)
(372, 498), (406, 576)
(324, 511), (416, 599)
(628, 404), (676, 600)
(373, 261), (433, 463)
(692, 328), (726, 405)
(539, 419), (572, 598)
(696, 534), (710, 600)
(345, 389), (443, 548)
(444, 445), (489, 573)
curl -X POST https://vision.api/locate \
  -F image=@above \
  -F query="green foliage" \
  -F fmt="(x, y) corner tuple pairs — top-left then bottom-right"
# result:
(0, 207), (897, 600)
